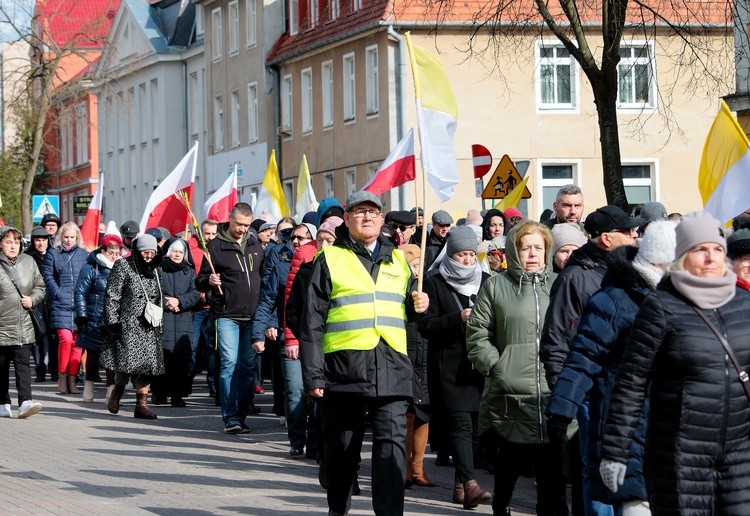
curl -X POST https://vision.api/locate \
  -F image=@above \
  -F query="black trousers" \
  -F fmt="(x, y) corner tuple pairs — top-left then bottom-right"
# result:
(0, 345), (33, 405)
(448, 410), (479, 483)
(493, 437), (568, 516)
(322, 393), (408, 515)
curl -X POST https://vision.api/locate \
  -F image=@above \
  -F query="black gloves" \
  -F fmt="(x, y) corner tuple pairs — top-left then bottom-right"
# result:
(106, 323), (122, 337)
(74, 317), (89, 334)
(546, 414), (572, 444)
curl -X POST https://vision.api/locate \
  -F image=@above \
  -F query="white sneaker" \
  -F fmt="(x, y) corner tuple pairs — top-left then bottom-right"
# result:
(18, 400), (42, 419)
(0, 403), (11, 418)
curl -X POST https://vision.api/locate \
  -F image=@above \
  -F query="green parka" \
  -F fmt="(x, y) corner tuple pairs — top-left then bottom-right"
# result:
(466, 224), (556, 444)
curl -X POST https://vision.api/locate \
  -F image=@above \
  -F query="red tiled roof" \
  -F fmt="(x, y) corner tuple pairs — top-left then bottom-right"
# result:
(34, 0), (120, 49)
(268, 0), (730, 63)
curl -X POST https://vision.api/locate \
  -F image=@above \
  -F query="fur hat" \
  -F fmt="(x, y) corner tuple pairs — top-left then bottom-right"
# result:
(675, 211), (725, 258)
(551, 222), (587, 253)
(135, 234), (159, 252)
(446, 226), (478, 256)
(727, 228), (750, 259)
(400, 243), (421, 262)
(636, 220), (676, 265)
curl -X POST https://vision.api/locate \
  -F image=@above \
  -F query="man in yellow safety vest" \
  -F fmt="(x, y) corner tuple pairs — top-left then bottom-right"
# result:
(299, 190), (429, 516)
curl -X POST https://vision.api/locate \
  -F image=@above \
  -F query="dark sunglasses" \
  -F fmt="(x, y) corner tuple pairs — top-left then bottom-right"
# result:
(392, 224), (414, 232)
(291, 235), (309, 241)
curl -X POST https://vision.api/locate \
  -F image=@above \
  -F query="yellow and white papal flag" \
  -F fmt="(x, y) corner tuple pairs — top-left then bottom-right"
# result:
(699, 101), (750, 224)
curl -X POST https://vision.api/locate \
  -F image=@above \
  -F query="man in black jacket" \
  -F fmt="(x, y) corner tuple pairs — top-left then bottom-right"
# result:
(541, 205), (641, 515)
(299, 191), (429, 516)
(196, 203), (264, 435)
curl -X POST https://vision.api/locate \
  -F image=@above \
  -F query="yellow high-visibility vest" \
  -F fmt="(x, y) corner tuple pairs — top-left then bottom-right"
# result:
(321, 245), (410, 355)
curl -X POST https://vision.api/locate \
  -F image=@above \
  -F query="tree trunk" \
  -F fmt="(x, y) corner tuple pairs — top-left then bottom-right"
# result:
(591, 80), (628, 210)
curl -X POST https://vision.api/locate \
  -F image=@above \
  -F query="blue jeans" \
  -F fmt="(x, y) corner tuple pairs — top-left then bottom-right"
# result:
(577, 400), (616, 516)
(216, 317), (257, 422)
(282, 355), (307, 448)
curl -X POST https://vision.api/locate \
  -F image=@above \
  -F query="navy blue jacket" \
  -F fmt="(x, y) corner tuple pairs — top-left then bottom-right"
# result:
(43, 245), (88, 330)
(251, 238), (292, 343)
(546, 246), (650, 503)
(160, 259), (200, 353)
(74, 250), (114, 352)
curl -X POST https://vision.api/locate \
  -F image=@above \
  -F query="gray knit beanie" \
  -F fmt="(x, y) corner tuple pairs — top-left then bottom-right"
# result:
(551, 222), (588, 253)
(446, 226), (479, 256)
(674, 211), (725, 258)
(136, 234), (159, 252)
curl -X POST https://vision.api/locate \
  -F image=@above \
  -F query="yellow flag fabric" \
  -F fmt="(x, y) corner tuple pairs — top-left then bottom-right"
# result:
(295, 154), (318, 217)
(495, 176), (530, 211)
(699, 101), (750, 224)
(254, 149), (290, 220)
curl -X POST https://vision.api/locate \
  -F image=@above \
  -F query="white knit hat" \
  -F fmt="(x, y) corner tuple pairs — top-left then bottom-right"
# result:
(636, 220), (676, 265)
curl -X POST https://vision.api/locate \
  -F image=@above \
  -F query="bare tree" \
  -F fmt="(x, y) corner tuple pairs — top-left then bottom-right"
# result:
(401, 0), (738, 209)
(1, 0), (117, 232)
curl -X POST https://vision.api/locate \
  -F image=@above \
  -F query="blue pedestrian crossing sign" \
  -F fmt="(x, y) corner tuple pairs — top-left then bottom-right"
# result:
(32, 195), (60, 222)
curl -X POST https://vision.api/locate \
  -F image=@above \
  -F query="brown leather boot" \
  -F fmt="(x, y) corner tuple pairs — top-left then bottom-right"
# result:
(411, 422), (435, 487)
(452, 480), (464, 504)
(67, 374), (80, 394)
(463, 479), (492, 509)
(107, 385), (125, 414)
(134, 392), (157, 419)
(58, 374), (68, 394)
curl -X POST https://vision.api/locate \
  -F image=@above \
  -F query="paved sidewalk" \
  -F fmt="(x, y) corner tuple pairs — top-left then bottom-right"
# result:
(1, 377), (541, 515)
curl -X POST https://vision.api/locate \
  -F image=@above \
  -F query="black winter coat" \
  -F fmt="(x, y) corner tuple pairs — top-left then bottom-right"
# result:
(160, 261), (200, 353)
(74, 251), (114, 352)
(299, 231), (417, 398)
(602, 277), (750, 514)
(546, 246), (650, 504)
(540, 242), (608, 388)
(195, 223), (264, 320)
(420, 272), (488, 413)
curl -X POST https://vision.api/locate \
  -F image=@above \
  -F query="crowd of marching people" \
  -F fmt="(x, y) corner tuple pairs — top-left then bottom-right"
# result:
(3, 185), (750, 516)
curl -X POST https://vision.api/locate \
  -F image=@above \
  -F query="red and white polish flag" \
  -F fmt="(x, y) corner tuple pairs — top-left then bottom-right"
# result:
(363, 129), (416, 196)
(80, 175), (104, 249)
(203, 165), (238, 222)
(140, 142), (198, 236)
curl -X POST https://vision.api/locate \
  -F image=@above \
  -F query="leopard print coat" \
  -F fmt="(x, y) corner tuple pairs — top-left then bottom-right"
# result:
(100, 254), (165, 376)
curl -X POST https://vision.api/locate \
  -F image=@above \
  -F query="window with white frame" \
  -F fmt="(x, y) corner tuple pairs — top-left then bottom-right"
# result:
(150, 79), (159, 140)
(537, 42), (576, 110)
(365, 45), (378, 115)
(301, 68), (313, 133)
(228, 1), (239, 54)
(345, 169), (356, 195)
(195, 5), (204, 37)
(343, 53), (355, 122)
(211, 8), (222, 61)
(540, 164), (577, 214)
(617, 43), (655, 109)
(309, 0), (318, 28)
(75, 102), (88, 165)
(138, 83), (147, 143)
(322, 60), (333, 128)
(247, 82), (258, 142)
(330, 0), (340, 20)
(117, 92), (124, 149)
(59, 108), (72, 169)
(230, 90), (240, 147)
(213, 96), (224, 151)
(621, 163), (654, 204)
(283, 180), (294, 208)
(106, 97), (114, 151)
(289, 0), (298, 35)
(127, 88), (136, 146)
(324, 173), (334, 197)
(281, 75), (293, 135)
(189, 72), (201, 138)
(245, 0), (256, 47)
(352, 0), (361, 11)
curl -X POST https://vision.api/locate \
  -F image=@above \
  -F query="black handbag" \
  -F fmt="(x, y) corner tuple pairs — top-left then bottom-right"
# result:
(1, 266), (47, 338)
(692, 306), (750, 405)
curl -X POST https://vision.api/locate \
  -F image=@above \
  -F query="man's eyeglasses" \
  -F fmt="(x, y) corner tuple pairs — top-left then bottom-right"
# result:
(735, 255), (750, 266)
(291, 235), (310, 242)
(392, 224), (414, 232)
(610, 228), (637, 235)
(349, 207), (381, 218)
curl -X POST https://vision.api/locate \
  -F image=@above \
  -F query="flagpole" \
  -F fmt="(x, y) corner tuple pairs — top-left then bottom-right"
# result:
(405, 31), (430, 293)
